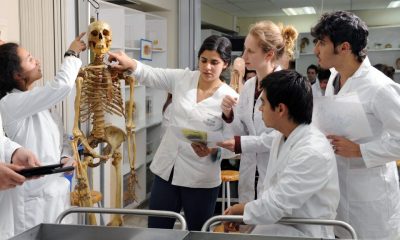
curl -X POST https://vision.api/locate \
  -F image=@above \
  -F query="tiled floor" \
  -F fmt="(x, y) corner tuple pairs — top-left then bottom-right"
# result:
(122, 201), (183, 229)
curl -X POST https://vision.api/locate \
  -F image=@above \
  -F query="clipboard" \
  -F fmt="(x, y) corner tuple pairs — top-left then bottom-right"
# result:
(17, 163), (75, 178)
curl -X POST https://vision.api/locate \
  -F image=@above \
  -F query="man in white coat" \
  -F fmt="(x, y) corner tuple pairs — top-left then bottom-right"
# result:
(224, 70), (340, 238)
(312, 11), (400, 239)
(0, 115), (40, 240)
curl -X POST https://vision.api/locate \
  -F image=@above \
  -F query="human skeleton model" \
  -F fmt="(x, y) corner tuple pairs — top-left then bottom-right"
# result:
(71, 21), (136, 226)
(230, 57), (245, 93)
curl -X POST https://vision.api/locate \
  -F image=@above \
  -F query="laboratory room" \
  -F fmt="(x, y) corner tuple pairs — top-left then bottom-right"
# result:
(0, 0), (399, 239)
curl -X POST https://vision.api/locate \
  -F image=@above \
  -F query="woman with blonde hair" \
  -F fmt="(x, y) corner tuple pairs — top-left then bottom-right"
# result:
(219, 21), (298, 204)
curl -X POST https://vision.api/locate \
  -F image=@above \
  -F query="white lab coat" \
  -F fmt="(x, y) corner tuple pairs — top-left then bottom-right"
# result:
(325, 57), (400, 239)
(0, 57), (81, 235)
(0, 116), (21, 240)
(133, 61), (238, 188)
(224, 76), (277, 203)
(244, 124), (340, 238)
(311, 79), (324, 97)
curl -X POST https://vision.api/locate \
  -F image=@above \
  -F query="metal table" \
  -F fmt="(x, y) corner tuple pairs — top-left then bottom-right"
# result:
(11, 207), (189, 240)
(10, 224), (189, 240)
(185, 232), (319, 240)
(200, 215), (358, 239)
(10, 208), (358, 240)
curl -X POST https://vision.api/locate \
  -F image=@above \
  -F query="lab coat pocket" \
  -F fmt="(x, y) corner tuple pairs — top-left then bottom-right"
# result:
(43, 175), (70, 199)
(201, 111), (223, 131)
(347, 167), (385, 202)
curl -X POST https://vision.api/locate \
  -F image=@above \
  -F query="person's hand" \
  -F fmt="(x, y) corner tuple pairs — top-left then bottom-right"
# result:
(224, 203), (245, 215)
(221, 95), (237, 118)
(68, 32), (87, 55)
(0, 39), (5, 45)
(60, 156), (76, 175)
(191, 142), (211, 157)
(107, 51), (136, 72)
(223, 203), (245, 232)
(327, 135), (362, 158)
(0, 162), (25, 190)
(11, 147), (41, 168)
(217, 139), (235, 152)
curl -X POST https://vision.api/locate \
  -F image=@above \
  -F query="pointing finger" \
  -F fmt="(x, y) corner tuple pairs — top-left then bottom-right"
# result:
(76, 32), (86, 41)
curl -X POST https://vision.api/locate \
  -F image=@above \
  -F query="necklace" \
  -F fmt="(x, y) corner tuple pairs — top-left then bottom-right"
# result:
(197, 81), (222, 102)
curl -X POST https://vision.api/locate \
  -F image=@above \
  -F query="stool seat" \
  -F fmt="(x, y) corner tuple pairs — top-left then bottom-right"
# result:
(221, 170), (239, 182)
(70, 191), (103, 206)
(220, 170), (239, 214)
(213, 223), (225, 232)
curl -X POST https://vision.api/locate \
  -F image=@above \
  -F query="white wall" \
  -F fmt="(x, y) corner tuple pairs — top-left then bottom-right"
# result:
(202, 3), (235, 31)
(0, 0), (20, 42)
(152, 0), (179, 68)
(237, 8), (400, 36)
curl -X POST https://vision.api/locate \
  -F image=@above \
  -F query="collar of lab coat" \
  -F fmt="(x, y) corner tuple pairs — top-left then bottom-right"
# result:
(265, 124), (310, 189)
(327, 57), (371, 95)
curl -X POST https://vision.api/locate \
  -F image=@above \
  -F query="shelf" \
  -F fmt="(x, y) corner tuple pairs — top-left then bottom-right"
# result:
(122, 159), (146, 175)
(125, 47), (140, 51)
(146, 151), (156, 164)
(122, 47), (165, 53)
(133, 118), (162, 132)
(153, 49), (166, 53)
(299, 52), (315, 56)
(368, 48), (400, 52)
(92, 0), (167, 212)
(146, 116), (162, 128)
(124, 84), (145, 89)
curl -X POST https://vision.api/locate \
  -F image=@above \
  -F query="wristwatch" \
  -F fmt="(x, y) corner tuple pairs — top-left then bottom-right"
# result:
(64, 50), (78, 58)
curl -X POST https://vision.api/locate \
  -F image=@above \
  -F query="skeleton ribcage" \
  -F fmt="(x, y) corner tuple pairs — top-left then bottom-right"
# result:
(79, 67), (125, 139)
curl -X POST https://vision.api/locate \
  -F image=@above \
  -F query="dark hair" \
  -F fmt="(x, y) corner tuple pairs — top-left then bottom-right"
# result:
(0, 43), (22, 99)
(261, 69), (312, 124)
(198, 35), (232, 67)
(311, 11), (368, 63)
(318, 68), (331, 81)
(307, 64), (318, 73)
(374, 63), (395, 80)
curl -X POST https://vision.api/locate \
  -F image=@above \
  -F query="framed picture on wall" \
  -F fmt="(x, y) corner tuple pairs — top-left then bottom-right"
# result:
(140, 39), (152, 61)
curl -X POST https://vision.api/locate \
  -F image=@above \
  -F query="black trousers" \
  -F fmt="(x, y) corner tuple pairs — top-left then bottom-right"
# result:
(148, 174), (219, 231)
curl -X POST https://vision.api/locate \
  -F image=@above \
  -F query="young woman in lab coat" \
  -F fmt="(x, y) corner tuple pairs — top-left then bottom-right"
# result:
(224, 70), (340, 238)
(219, 21), (298, 203)
(312, 11), (400, 239)
(108, 35), (239, 231)
(0, 34), (86, 235)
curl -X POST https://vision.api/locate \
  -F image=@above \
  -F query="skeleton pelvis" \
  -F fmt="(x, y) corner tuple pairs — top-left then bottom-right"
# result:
(102, 125), (126, 155)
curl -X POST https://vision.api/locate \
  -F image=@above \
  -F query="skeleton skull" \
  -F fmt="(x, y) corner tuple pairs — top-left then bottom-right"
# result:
(88, 21), (112, 55)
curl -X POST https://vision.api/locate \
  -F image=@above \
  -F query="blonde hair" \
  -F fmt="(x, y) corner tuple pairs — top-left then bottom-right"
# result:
(249, 21), (298, 61)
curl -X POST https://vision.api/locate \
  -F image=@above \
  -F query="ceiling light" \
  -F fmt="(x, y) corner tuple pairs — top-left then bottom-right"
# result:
(387, 1), (400, 8)
(282, 6), (316, 16)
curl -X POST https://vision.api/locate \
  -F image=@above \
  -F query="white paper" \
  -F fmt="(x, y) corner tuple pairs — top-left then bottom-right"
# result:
(170, 125), (225, 146)
(312, 93), (373, 141)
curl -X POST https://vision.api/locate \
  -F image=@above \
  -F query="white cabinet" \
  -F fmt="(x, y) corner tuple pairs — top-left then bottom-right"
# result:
(89, 0), (167, 210)
(295, 31), (316, 76)
(366, 26), (400, 83)
(295, 25), (400, 83)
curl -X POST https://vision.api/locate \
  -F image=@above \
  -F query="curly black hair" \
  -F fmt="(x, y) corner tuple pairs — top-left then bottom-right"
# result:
(0, 43), (23, 99)
(311, 11), (368, 63)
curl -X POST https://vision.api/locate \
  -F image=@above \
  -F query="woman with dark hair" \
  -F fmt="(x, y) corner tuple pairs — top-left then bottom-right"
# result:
(0, 34), (86, 235)
(108, 35), (239, 231)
